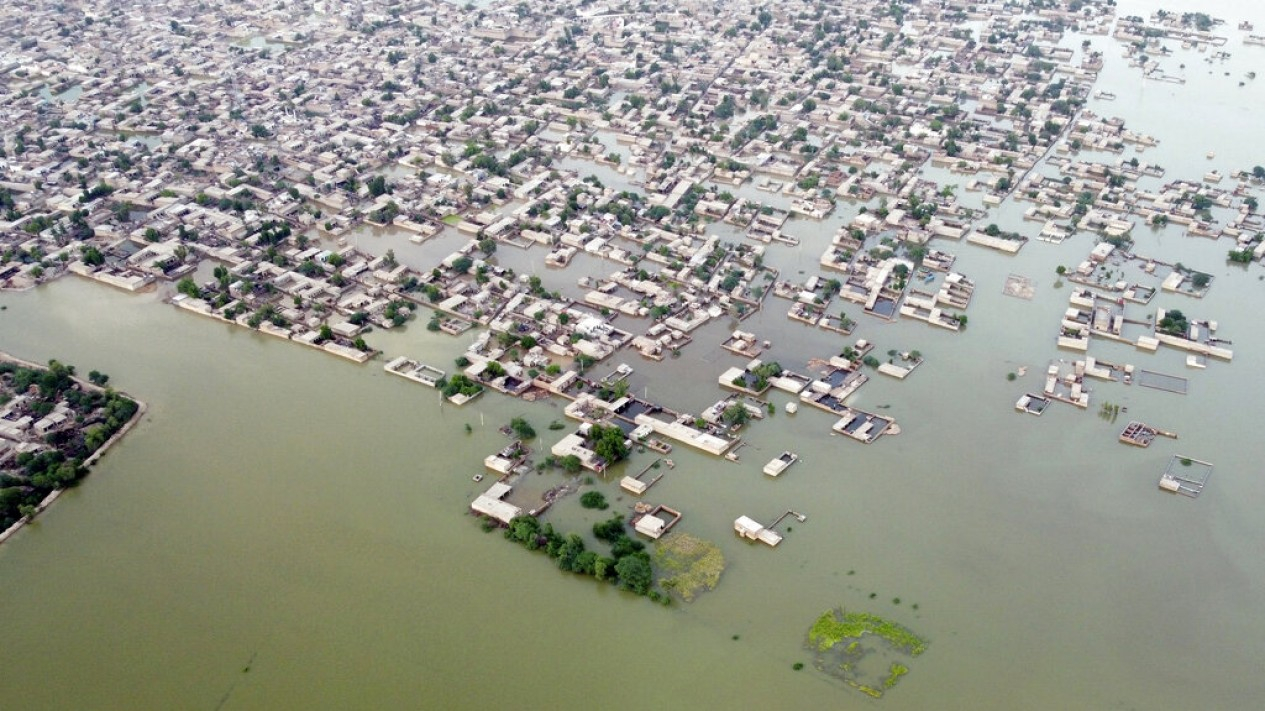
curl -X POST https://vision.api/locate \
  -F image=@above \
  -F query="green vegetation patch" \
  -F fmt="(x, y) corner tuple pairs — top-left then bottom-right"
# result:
(652, 533), (726, 602)
(806, 608), (928, 698)
(497, 514), (669, 604)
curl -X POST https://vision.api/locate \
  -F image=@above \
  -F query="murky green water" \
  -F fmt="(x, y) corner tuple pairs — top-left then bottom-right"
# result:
(3, 2), (1265, 708)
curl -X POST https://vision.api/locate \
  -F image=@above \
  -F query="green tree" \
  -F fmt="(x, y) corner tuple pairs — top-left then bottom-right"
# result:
(593, 514), (626, 542)
(367, 175), (390, 197)
(721, 403), (750, 427)
(510, 417), (536, 439)
(615, 554), (654, 595)
(580, 491), (608, 510)
(556, 534), (587, 572)
(176, 276), (200, 299)
(588, 425), (629, 465)
(81, 246), (105, 267)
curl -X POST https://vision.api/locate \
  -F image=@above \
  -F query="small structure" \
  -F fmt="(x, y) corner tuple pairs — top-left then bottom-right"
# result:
(471, 482), (522, 524)
(721, 330), (763, 358)
(1159, 455), (1212, 498)
(1119, 421), (1176, 448)
(1136, 369), (1189, 394)
(830, 408), (894, 443)
(484, 440), (529, 475)
(734, 515), (783, 546)
(384, 356), (446, 387)
(620, 457), (667, 495)
(1003, 274), (1036, 300)
(632, 503), (682, 539)
(1015, 393), (1050, 415)
(763, 451), (799, 477)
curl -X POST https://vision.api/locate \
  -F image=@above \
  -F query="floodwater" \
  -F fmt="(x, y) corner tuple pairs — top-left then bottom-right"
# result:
(3, 2), (1265, 709)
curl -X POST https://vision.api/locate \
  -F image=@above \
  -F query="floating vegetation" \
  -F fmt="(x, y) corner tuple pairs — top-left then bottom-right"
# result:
(792, 662), (804, 671)
(884, 663), (909, 688)
(850, 681), (884, 698)
(1098, 401), (1121, 423)
(806, 608), (928, 699)
(809, 609), (927, 655)
(653, 533), (726, 602)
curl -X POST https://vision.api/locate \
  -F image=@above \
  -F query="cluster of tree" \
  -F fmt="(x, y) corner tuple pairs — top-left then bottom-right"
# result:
(366, 175), (391, 197)
(584, 424), (629, 467)
(176, 276), (202, 299)
(440, 374), (483, 399)
(730, 114), (779, 150)
(749, 361), (783, 392)
(0, 361), (139, 529)
(1157, 310), (1190, 337)
(501, 514), (661, 600)
(246, 304), (288, 330)
(721, 403), (750, 427)
(252, 220), (293, 247)
(368, 201), (400, 224)
(78, 181), (114, 204)
(509, 417), (536, 440)
(383, 300), (411, 327)
(1227, 248), (1256, 264)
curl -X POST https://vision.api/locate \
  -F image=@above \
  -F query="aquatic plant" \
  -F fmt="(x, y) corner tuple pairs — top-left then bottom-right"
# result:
(653, 533), (726, 602)
(848, 681), (883, 698)
(884, 663), (909, 688)
(808, 609), (928, 656)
